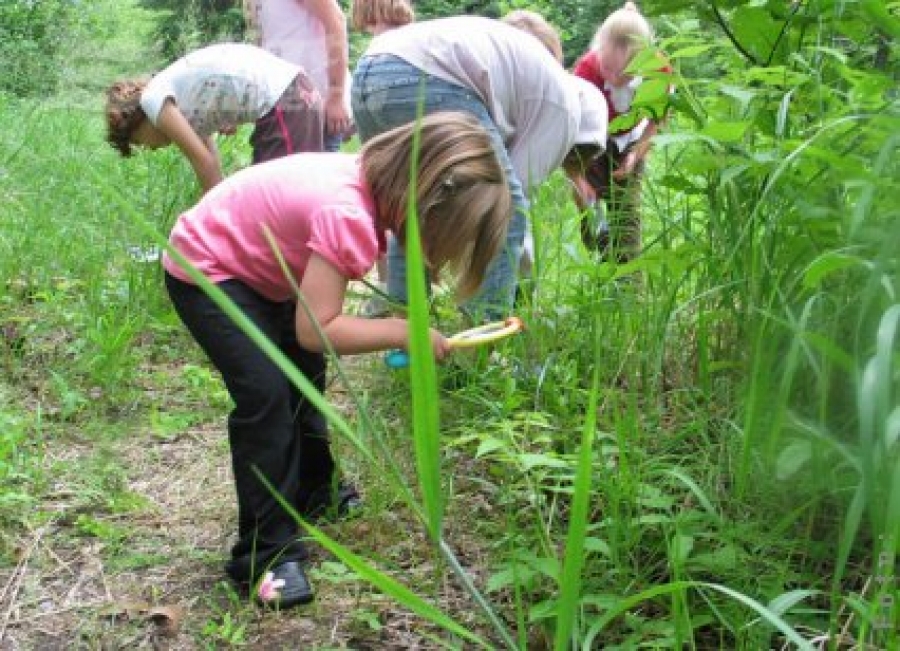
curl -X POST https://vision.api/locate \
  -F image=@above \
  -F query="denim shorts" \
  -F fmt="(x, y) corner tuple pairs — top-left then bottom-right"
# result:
(352, 54), (528, 319)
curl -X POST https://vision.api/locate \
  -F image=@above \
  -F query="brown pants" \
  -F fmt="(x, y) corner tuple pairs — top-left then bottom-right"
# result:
(581, 139), (645, 263)
(250, 71), (324, 164)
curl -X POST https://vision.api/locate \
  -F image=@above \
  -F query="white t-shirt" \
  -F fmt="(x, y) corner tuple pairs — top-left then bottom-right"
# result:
(364, 17), (587, 189)
(140, 43), (298, 138)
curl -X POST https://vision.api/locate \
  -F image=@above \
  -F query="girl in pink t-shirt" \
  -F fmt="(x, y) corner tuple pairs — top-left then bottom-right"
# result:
(163, 112), (510, 609)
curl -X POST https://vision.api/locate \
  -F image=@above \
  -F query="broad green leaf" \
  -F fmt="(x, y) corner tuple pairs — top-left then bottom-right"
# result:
(669, 44), (715, 58)
(690, 545), (740, 575)
(583, 537), (611, 557)
(776, 440), (812, 480)
(652, 132), (719, 150)
(519, 453), (568, 470)
(475, 437), (507, 458)
(700, 121), (751, 143)
(886, 406), (900, 449)
(486, 565), (535, 593)
(767, 589), (821, 616)
(730, 6), (783, 64)
(801, 252), (863, 290)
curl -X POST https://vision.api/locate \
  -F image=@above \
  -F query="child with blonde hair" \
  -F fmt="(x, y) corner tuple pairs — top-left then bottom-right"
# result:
(163, 112), (510, 609)
(573, 1), (671, 262)
(105, 43), (322, 193)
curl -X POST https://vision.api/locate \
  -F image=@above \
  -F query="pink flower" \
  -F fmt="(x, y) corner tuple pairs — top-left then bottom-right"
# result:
(257, 571), (286, 602)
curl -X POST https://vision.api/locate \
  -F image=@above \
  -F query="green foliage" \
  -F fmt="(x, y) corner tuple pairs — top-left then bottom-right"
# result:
(0, 0), (85, 95)
(138, 0), (245, 59)
(3, 0), (899, 647)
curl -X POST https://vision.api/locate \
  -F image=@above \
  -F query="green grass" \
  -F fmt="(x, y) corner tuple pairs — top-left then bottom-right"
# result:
(1, 0), (898, 648)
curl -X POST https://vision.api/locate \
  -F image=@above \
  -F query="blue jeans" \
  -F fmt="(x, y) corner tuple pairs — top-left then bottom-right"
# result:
(323, 130), (343, 153)
(352, 55), (528, 320)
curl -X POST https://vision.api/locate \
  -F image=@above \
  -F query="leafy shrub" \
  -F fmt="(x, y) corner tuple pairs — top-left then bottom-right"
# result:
(139, 0), (245, 59)
(0, 0), (79, 96)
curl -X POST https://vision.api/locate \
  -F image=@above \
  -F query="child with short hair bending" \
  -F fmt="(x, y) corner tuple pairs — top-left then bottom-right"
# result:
(105, 43), (323, 192)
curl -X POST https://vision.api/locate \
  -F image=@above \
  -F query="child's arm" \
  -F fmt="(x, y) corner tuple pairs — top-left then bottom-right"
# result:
(296, 253), (450, 358)
(305, 0), (352, 139)
(614, 120), (657, 179)
(566, 170), (597, 211)
(154, 100), (223, 192)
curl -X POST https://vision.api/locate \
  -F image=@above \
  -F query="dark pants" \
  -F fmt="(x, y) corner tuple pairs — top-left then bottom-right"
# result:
(250, 71), (324, 164)
(582, 139), (645, 262)
(164, 273), (334, 581)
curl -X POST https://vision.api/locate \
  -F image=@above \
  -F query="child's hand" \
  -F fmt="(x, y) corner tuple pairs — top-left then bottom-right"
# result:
(570, 174), (597, 208)
(614, 151), (639, 179)
(429, 329), (451, 362)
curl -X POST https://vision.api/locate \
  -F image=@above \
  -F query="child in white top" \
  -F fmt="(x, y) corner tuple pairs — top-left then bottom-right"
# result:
(105, 43), (322, 192)
(573, 2), (673, 261)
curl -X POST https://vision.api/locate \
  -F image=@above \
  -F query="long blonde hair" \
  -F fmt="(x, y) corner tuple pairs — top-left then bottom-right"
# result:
(592, 1), (653, 55)
(361, 113), (511, 300)
(351, 0), (414, 33)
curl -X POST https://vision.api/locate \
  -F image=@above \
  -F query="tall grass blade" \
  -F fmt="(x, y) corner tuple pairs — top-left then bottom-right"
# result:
(553, 314), (601, 651)
(404, 104), (444, 543)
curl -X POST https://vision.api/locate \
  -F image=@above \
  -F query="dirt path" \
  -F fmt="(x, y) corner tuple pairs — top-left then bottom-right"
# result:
(0, 339), (501, 649)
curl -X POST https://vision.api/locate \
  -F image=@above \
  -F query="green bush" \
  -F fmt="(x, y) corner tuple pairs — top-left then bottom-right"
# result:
(139, 0), (245, 59)
(0, 0), (79, 96)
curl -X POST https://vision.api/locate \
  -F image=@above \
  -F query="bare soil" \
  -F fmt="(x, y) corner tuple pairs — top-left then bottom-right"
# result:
(0, 333), (504, 649)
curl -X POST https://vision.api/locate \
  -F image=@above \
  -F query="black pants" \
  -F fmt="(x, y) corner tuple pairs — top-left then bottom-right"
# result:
(165, 273), (334, 581)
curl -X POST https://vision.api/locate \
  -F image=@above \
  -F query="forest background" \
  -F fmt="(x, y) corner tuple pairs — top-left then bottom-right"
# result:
(0, 0), (898, 648)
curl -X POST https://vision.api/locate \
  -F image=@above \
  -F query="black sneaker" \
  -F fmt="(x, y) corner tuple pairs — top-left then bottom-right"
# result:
(299, 481), (362, 522)
(255, 561), (314, 609)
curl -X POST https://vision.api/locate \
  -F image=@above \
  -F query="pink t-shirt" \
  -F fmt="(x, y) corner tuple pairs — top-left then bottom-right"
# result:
(162, 153), (384, 302)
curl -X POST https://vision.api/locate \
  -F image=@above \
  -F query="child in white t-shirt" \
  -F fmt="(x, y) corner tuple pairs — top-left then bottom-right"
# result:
(105, 43), (323, 192)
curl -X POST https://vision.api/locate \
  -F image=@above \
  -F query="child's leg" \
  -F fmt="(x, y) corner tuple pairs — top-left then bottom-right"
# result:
(274, 309), (337, 505)
(250, 71), (324, 163)
(164, 273), (309, 582)
(608, 154), (644, 263)
(581, 150), (614, 253)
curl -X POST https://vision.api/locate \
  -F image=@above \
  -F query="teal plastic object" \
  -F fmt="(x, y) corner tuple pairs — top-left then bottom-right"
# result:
(384, 349), (410, 369)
